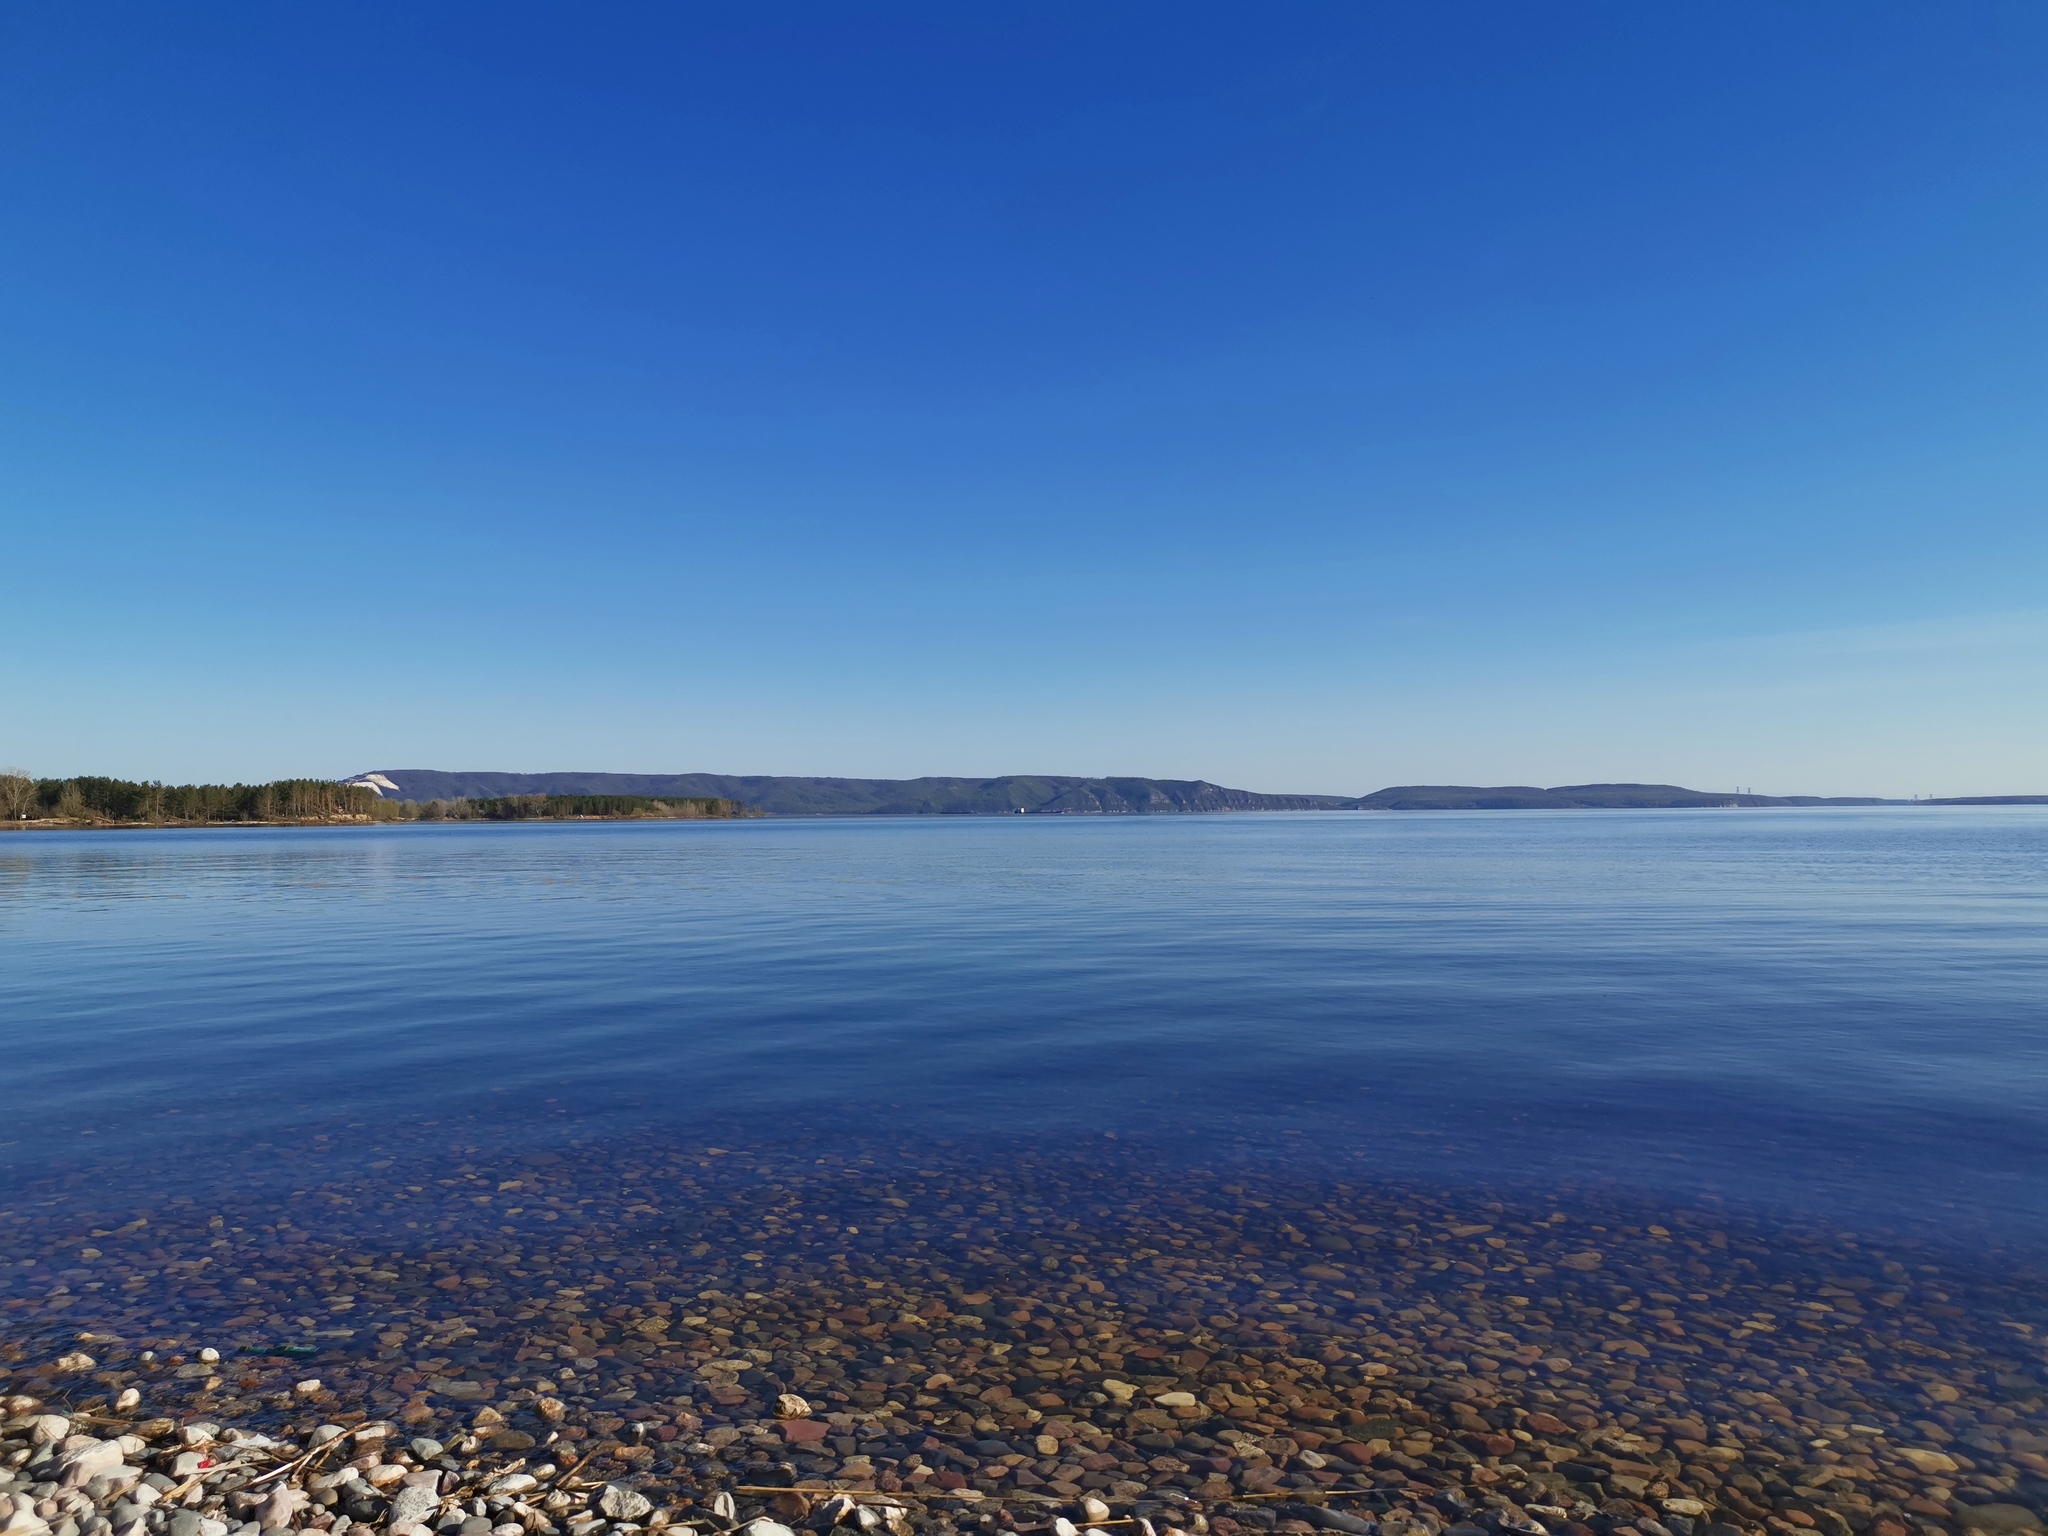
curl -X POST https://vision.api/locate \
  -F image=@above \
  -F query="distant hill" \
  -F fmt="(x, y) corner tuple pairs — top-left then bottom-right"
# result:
(1353, 782), (1893, 810)
(349, 771), (2031, 816)
(350, 770), (1355, 817)
(1924, 795), (2048, 806)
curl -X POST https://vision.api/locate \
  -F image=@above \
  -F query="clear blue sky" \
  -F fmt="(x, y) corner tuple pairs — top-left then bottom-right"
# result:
(5, 3), (2045, 796)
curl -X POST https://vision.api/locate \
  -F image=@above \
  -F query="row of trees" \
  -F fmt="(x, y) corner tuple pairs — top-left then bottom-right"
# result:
(1, 772), (379, 824)
(0, 771), (747, 825)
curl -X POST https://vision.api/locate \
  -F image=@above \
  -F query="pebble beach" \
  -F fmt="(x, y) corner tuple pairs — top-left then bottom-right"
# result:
(5, 1132), (2046, 1536)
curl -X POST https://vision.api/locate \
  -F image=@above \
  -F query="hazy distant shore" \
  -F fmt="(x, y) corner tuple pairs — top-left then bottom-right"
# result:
(5, 770), (2043, 829)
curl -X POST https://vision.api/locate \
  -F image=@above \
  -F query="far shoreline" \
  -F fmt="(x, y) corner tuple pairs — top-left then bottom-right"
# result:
(7, 800), (2046, 833)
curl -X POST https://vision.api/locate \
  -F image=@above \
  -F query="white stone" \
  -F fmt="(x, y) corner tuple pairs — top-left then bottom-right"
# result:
(387, 1484), (441, 1528)
(60, 1442), (124, 1487)
(601, 1486), (654, 1522)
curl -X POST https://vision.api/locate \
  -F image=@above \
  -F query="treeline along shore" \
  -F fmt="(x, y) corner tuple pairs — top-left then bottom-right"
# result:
(0, 772), (749, 828)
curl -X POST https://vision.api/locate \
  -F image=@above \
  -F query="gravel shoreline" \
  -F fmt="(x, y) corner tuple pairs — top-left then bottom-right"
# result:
(5, 1138), (2046, 1536)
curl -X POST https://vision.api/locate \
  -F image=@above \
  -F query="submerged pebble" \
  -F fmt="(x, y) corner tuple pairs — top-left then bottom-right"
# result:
(3, 1130), (2045, 1536)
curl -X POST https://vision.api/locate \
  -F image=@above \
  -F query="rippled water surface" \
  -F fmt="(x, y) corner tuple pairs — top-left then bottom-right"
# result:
(9, 808), (2048, 1536)
(4, 808), (2046, 1239)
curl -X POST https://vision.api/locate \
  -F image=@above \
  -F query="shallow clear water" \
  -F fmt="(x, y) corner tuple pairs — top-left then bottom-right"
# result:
(4, 808), (2046, 1242)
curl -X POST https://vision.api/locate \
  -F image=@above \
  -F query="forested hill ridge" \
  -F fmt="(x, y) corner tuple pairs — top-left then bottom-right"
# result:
(351, 770), (1352, 816)
(352, 771), (2038, 815)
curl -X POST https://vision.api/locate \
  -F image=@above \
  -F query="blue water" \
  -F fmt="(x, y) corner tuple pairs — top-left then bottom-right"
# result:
(4, 808), (2047, 1243)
